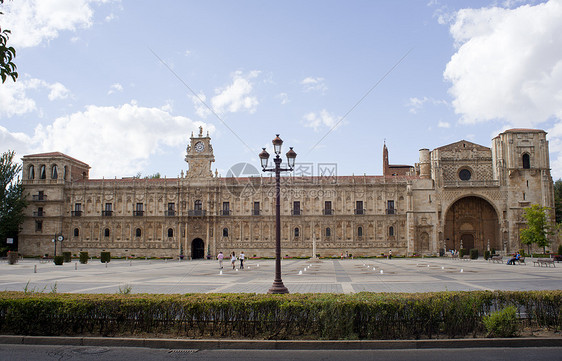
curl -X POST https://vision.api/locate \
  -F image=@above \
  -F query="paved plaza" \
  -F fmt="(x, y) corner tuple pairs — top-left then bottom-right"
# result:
(0, 257), (560, 294)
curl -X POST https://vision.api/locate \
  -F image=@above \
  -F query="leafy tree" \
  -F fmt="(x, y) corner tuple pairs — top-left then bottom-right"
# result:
(519, 204), (553, 254)
(0, 0), (18, 83)
(554, 179), (562, 223)
(0, 150), (27, 253)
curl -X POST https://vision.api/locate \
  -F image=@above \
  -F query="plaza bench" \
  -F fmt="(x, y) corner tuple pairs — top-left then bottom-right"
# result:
(533, 258), (555, 267)
(490, 255), (502, 263)
(516, 256), (526, 265)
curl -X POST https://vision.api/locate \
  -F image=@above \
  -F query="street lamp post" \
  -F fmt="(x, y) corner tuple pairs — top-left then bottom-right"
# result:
(259, 134), (296, 294)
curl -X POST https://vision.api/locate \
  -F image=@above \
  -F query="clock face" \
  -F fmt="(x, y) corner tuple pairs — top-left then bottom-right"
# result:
(194, 141), (205, 153)
(57, 235), (64, 242)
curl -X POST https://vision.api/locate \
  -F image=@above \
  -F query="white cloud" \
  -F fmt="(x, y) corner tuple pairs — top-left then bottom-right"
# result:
(107, 83), (123, 95)
(301, 77), (327, 93)
(48, 82), (70, 100)
(407, 96), (448, 114)
(210, 70), (260, 115)
(190, 92), (211, 118)
(444, 0), (562, 126)
(302, 109), (340, 131)
(0, 77), (70, 117)
(277, 92), (289, 105)
(3, 0), (117, 48)
(437, 121), (451, 128)
(10, 101), (214, 178)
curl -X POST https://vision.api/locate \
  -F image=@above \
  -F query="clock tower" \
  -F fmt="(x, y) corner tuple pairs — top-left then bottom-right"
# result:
(185, 126), (215, 178)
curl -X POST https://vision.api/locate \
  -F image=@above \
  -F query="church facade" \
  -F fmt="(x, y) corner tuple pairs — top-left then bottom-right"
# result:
(18, 128), (556, 259)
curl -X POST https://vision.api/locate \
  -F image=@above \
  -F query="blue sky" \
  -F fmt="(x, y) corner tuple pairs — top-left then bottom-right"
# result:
(2, 0), (562, 179)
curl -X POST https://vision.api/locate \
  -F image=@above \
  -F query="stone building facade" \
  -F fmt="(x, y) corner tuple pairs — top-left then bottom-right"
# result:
(18, 128), (556, 258)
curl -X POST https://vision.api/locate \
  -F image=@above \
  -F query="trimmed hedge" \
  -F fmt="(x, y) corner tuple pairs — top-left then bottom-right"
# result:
(0, 291), (560, 339)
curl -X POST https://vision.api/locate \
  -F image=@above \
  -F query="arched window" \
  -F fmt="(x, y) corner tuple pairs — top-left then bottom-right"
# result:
(358, 226), (363, 237)
(223, 228), (229, 237)
(104, 228), (110, 237)
(326, 227), (331, 237)
(28, 165), (35, 179)
(64, 166), (68, 180)
(389, 226), (394, 237)
(294, 227), (300, 237)
(73, 228), (79, 237)
(168, 228), (174, 237)
(522, 153), (530, 169)
(51, 164), (58, 179)
(135, 228), (142, 237)
(40, 165), (46, 179)
(194, 200), (202, 210)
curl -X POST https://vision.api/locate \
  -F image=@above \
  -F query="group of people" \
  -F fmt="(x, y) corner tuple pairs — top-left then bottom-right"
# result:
(217, 251), (245, 270)
(507, 251), (522, 265)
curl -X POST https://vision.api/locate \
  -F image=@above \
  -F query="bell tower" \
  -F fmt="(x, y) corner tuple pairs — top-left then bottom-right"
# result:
(185, 126), (215, 178)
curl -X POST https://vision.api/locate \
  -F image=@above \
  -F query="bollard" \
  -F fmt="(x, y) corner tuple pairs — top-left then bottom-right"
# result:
(219, 270), (223, 275)
(75, 263), (77, 270)
(34, 265), (37, 273)
(105, 262), (108, 268)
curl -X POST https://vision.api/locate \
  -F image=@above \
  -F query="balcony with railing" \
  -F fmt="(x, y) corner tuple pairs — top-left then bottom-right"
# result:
(101, 210), (113, 216)
(133, 210), (144, 216)
(354, 208), (364, 215)
(188, 209), (206, 216)
(323, 209), (334, 215)
(165, 210), (176, 216)
(71, 211), (82, 217)
(33, 211), (45, 217)
(386, 208), (395, 215)
(443, 180), (500, 188)
(291, 209), (301, 216)
(32, 194), (47, 201)
(220, 210), (231, 216)
(252, 209), (261, 216)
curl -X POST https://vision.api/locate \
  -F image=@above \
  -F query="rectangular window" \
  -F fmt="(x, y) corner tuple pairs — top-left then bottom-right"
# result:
(167, 202), (175, 216)
(103, 203), (113, 216)
(324, 201), (333, 215)
(222, 202), (230, 216)
(387, 200), (395, 215)
(35, 220), (42, 232)
(293, 201), (301, 215)
(134, 203), (144, 216)
(73, 203), (82, 217)
(253, 201), (260, 216)
(355, 201), (364, 215)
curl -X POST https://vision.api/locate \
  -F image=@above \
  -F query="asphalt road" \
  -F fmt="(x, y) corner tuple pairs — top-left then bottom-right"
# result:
(2, 344), (561, 361)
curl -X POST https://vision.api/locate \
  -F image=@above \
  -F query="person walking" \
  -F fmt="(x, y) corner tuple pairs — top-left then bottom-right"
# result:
(231, 252), (237, 269)
(239, 251), (245, 269)
(217, 251), (224, 269)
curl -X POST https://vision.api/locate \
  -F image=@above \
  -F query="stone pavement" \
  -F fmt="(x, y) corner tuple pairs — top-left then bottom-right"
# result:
(0, 257), (560, 294)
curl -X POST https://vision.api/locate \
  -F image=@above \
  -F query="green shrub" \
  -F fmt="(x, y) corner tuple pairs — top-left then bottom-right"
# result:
(491, 248), (496, 255)
(0, 291), (559, 339)
(558, 244), (562, 255)
(483, 306), (518, 338)
(459, 248), (467, 258)
(484, 250), (491, 260)
(470, 248), (479, 259)
(100, 252), (111, 263)
(519, 249), (525, 257)
(62, 252), (71, 263)
(53, 256), (64, 265)
(79, 251), (88, 264)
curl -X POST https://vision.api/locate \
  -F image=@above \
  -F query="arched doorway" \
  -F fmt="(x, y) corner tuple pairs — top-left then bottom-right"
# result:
(191, 238), (205, 259)
(444, 196), (499, 253)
